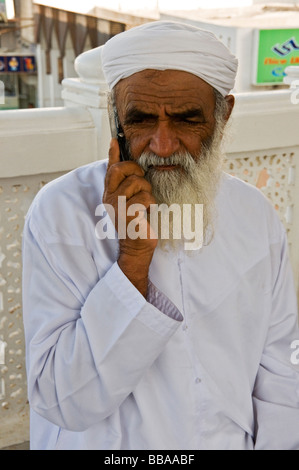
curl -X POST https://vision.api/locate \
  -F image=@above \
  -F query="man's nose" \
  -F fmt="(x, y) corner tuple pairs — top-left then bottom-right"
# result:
(149, 121), (180, 158)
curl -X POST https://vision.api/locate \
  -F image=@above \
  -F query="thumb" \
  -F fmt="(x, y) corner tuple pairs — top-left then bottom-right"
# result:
(108, 138), (120, 169)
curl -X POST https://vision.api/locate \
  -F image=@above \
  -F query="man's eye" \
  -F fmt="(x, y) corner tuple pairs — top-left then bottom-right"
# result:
(132, 118), (148, 124)
(179, 118), (204, 126)
(184, 119), (201, 125)
(173, 114), (205, 125)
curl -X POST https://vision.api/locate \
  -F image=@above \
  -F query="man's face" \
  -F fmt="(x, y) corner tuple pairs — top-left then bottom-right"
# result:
(113, 69), (233, 248)
(114, 69), (217, 163)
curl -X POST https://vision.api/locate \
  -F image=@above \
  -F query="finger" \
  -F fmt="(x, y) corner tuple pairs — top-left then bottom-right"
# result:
(127, 190), (156, 211)
(105, 161), (145, 194)
(107, 138), (120, 169)
(119, 175), (152, 201)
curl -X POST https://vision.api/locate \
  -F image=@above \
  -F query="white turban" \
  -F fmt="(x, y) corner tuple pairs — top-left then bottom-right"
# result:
(101, 20), (238, 96)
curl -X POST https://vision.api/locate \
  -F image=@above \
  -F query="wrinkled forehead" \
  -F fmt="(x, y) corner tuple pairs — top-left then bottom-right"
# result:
(113, 69), (216, 110)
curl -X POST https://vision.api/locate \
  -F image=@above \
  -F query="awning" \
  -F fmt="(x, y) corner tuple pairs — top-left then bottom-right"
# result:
(34, 3), (126, 81)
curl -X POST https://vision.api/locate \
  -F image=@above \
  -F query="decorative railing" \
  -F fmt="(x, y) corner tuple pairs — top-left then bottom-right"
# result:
(0, 45), (298, 447)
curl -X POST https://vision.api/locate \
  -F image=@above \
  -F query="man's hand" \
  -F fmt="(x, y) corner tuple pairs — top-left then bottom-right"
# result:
(103, 139), (158, 297)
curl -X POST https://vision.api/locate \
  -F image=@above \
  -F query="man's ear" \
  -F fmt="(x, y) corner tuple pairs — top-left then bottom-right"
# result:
(224, 94), (235, 123)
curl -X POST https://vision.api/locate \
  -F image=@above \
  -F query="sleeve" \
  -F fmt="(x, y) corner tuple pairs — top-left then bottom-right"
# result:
(22, 215), (182, 432)
(253, 230), (299, 450)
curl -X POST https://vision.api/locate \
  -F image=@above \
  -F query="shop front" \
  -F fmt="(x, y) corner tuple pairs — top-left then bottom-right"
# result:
(0, 54), (37, 109)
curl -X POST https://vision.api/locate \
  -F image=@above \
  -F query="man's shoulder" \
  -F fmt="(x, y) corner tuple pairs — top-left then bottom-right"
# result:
(30, 159), (107, 211)
(220, 172), (265, 199)
(220, 172), (274, 210)
(219, 172), (284, 242)
(25, 159), (108, 242)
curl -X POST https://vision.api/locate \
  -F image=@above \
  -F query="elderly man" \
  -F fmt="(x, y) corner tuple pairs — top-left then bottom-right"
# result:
(22, 21), (299, 450)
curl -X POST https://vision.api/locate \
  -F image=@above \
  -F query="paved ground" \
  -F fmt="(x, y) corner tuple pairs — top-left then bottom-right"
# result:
(1, 441), (30, 450)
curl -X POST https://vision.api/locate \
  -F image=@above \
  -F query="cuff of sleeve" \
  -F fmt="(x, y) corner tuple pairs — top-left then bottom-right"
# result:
(147, 280), (183, 322)
(102, 261), (147, 319)
(103, 262), (183, 337)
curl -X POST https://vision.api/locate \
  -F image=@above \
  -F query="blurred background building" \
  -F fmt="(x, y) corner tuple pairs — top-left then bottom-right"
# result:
(0, 0), (37, 109)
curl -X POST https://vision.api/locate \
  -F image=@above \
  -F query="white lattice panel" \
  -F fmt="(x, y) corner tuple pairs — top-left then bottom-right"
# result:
(224, 148), (298, 242)
(0, 172), (65, 448)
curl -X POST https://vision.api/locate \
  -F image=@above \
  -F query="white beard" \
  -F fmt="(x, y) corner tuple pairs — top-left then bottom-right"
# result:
(136, 126), (225, 251)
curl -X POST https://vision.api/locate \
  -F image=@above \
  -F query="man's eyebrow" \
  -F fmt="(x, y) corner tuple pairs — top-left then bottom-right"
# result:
(124, 109), (157, 125)
(123, 107), (205, 125)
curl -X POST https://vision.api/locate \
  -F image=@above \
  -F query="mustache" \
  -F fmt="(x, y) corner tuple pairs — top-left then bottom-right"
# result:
(137, 151), (197, 173)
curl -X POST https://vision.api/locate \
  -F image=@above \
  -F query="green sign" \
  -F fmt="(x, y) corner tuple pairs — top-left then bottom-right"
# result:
(0, 0), (6, 15)
(254, 29), (299, 85)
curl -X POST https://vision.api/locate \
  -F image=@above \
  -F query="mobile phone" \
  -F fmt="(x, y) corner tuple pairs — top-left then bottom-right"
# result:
(107, 94), (129, 161)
